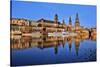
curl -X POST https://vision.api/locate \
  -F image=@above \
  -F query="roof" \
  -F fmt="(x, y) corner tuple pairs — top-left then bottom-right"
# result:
(37, 18), (61, 24)
(11, 18), (27, 21)
(11, 18), (36, 22)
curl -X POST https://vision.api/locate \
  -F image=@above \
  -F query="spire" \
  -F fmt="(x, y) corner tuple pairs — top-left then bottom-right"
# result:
(69, 16), (72, 22)
(62, 19), (65, 24)
(54, 14), (58, 20)
(75, 13), (80, 27)
(41, 18), (44, 22)
(76, 13), (79, 21)
(54, 14), (58, 23)
(69, 16), (72, 25)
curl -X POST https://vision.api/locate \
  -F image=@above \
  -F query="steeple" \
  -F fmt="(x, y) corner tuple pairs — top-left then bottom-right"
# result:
(41, 18), (44, 22)
(75, 13), (80, 27)
(69, 16), (72, 25)
(54, 14), (58, 23)
(62, 19), (65, 24)
(76, 13), (79, 21)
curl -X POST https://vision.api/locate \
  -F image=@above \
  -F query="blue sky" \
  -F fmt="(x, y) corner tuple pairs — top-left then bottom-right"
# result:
(11, 1), (96, 28)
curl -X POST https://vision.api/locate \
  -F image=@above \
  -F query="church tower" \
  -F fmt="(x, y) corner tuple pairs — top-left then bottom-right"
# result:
(75, 13), (80, 27)
(69, 16), (72, 25)
(62, 19), (66, 30)
(68, 16), (72, 32)
(62, 19), (65, 25)
(54, 14), (58, 24)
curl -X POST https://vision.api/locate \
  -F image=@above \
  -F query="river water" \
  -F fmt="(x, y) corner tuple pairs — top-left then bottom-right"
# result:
(11, 35), (96, 66)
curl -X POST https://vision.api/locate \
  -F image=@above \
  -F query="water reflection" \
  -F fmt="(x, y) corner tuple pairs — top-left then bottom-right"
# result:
(11, 34), (96, 66)
(11, 34), (96, 55)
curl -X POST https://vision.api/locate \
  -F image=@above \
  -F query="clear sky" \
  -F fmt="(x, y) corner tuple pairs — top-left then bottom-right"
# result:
(11, 0), (96, 28)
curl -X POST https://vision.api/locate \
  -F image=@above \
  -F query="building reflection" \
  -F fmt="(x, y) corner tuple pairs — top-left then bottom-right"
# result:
(67, 36), (73, 52)
(11, 34), (96, 55)
(74, 35), (81, 55)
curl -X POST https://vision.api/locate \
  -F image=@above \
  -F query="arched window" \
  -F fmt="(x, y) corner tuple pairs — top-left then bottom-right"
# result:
(38, 24), (42, 27)
(43, 27), (46, 31)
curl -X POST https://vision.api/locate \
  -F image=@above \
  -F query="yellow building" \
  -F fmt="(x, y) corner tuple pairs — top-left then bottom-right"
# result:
(10, 13), (96, 37)
(36, 14), (67, 33)
(10, 18), (31, 34)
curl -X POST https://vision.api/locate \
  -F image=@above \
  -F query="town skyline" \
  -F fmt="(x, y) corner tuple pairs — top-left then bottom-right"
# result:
(11, 1), (96, 66)
(11, 1), (96, 28)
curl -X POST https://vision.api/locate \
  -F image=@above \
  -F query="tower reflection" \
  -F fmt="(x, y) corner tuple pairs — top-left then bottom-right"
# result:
(74, 35), (81, 56)
(67, 36), (73, 52)
(11, 34), (96, 55)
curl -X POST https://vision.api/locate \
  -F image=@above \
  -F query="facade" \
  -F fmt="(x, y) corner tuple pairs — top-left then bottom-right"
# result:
(10, 18), (30, 34)
(36, 14), (67, 33)
(10, 13), (96, 36)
